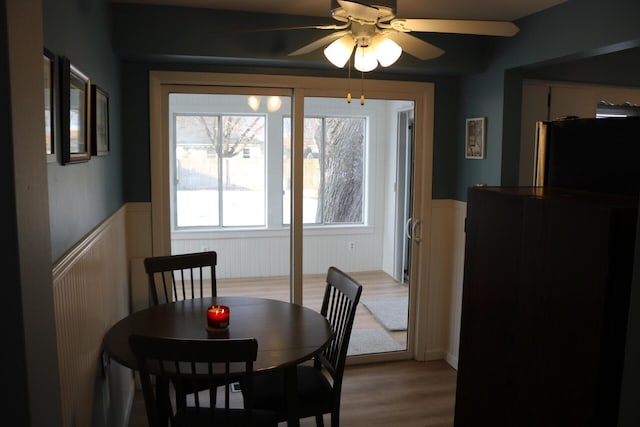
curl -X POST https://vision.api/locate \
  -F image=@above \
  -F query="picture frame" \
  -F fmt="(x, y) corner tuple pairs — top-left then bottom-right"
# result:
(465, 117), (486, 159)
(91, 85), (110, 156)
(43, 48), (55, 161)
(60, 57), (91, 164)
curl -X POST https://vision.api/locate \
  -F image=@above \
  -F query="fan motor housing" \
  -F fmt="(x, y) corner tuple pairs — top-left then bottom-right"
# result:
(331, 0), (397, 16)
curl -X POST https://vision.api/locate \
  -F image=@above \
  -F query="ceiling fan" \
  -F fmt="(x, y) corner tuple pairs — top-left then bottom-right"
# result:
(268, 0), (520, 72)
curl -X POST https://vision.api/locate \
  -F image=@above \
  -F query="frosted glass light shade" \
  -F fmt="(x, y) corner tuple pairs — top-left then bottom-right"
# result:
(324, 34), (356, 68)
(371, 34), (402, 67)
(354, 45), (378, 72)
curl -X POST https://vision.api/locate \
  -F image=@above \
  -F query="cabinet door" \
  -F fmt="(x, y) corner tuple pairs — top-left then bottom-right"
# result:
(518, 196), (617, 426)
(454, 189), (526, 426)
(455, 188), (636, 427)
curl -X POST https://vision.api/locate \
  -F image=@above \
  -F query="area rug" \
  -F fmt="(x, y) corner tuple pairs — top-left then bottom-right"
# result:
(361, 296), (408, 331)
(348, 328), (404, 355)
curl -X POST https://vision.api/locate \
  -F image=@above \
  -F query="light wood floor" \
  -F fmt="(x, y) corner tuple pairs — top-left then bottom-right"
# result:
(217, 270), (409, 348)
(128, 359), (457, 427)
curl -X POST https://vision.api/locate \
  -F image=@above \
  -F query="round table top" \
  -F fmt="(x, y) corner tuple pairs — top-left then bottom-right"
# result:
(102, 296), (334, 372)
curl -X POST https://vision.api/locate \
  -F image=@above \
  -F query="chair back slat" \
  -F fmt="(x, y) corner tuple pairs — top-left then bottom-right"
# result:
(144, 251), (217, 306)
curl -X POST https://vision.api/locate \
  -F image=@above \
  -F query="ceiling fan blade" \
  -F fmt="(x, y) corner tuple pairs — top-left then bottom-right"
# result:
(226, 23), (348, 34)
(337, 0), (380, 22)
(392, 19), (519, 37)
(385, 32), (445, 60)
(289, 30), (350, 56)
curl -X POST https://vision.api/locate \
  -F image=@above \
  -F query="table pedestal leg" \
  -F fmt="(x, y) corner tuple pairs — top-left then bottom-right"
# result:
(284, 366), (300, 427)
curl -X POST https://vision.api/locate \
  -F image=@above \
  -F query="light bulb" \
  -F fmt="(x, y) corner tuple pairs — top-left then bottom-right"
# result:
(371, 34), (402, 67)
(248, 96), (261, 111)
(354, 45), (378, 72)
(324, 34), (356, 68)
(267, 96), (282, 112)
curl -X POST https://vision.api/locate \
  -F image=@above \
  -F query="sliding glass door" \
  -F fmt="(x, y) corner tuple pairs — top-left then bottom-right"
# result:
(151, 72), (433, 362)
(298, 97), (414, 359)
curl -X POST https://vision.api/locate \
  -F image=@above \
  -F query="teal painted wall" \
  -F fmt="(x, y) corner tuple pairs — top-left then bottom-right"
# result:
(43, 0), (123, 261)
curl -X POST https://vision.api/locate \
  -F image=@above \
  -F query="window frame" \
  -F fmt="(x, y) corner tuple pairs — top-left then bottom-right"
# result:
(173, 112), (268, 229)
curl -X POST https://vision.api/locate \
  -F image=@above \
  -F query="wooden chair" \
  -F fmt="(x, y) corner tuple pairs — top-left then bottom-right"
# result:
(129, 334), (278, 427)
(144, 251), (217, 306)
(247, 266), (363, 427)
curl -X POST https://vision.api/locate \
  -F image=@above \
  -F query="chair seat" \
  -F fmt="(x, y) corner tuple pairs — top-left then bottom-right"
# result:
(251, 365), (333, 418)
(176, 407), (279, 427)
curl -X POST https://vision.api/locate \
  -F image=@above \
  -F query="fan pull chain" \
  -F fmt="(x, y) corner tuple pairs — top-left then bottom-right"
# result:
(346, 58), (352, 104)
(360, 71), (365, 105)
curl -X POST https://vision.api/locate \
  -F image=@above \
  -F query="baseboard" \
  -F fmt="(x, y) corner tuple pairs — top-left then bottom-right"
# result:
(424, 348), (445, 361)
(445, 352), (459, 370)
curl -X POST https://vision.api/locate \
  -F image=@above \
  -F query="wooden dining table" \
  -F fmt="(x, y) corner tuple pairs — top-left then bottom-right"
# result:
(102, 296), (334, 427)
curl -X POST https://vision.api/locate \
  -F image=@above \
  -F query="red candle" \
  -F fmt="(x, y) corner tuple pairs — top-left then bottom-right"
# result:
(207, 305), (230, 329)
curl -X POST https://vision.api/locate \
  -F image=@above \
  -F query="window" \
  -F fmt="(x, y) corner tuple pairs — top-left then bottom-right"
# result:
(283, 116), (366, 225)
(171, 94), (369, 231)
(174, 113), (266, 228)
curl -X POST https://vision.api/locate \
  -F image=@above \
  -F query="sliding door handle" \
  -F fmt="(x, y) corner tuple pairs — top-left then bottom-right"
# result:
(411, 219), (422, 243)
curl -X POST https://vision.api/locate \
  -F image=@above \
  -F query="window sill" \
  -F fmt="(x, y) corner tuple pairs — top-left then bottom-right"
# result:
(172, 225), (374, 240)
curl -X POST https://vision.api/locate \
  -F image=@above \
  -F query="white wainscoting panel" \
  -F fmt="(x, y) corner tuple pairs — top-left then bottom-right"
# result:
(172, 231), (383, 278)
(426, 199), (467, 369)
(126, 202), (153, 313)
(130, 257), (149, 313)
(52, 206), (130, 427)
(172, 234), (290, 278)
(447, 200), (467, 369)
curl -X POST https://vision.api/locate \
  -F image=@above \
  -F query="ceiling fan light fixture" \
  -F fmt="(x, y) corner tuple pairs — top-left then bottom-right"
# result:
(324, 34), (356, 68)
(371, 34), (402, 67)
(354, 45), (378, 72)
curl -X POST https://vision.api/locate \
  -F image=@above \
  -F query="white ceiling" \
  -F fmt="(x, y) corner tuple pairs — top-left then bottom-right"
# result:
(113, 0), (567, 21)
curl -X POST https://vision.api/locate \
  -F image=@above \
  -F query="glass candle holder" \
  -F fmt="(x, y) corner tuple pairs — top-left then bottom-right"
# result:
(206, 305), (230, 331)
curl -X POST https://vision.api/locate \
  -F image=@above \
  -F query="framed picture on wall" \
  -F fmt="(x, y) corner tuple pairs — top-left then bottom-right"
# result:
(91, 85), (109, 156)
(60, 56), (91, 164)
(43, 48), (55, 161)
(465, 117), (486, 159)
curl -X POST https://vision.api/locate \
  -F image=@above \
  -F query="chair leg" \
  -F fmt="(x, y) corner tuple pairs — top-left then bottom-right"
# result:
(315, 414), (325, 427)
(331, 409), (340, 427)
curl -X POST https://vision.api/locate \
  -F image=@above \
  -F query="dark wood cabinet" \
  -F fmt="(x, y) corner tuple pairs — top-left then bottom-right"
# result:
(454, 186), (638, 427)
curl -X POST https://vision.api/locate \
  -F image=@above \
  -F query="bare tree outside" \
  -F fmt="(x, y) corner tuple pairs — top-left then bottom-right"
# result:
(220, 115), (263, 158)
(323, 117), (365, 223)
(283, 116), (365, 225)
